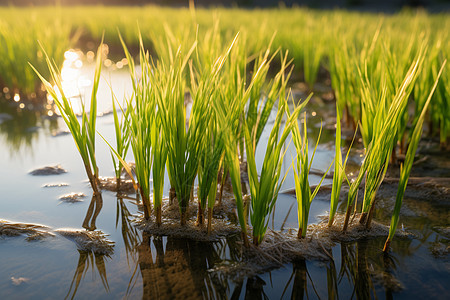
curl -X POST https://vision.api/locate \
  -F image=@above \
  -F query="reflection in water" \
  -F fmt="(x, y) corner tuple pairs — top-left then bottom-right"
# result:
(116, 195), (140, 262)
(82, 193), (103, 231)
(0, 99), (58, 155)
(65, 249), (110, 300)
(337, 240), (402, 299)
(277, 240), (404, 299)
(136, 232), (228, 299)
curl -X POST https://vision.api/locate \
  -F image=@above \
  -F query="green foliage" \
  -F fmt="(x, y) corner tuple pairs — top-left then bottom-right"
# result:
(384, 60), (446, 252)
(344, 46), (426, 230)
(291, 107), (332, 239)
(328, 106), (354, 227)
(30, 41), (103, 194)
(246, 94), (306, 245)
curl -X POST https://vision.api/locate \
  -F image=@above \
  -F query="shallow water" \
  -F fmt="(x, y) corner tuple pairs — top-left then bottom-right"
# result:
(0, 53), (448, 299)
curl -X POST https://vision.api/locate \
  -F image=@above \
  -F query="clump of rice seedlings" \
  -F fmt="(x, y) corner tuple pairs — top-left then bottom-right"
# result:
(384, 60), (446, 252)
(343, 46), (426, 231)
(328, 106), (355, 227)
(30, 40), (103, 195)
(194, 60), (228, 229)
(118, 33), (154, 221)
(213, 37), (255, 244)
(154, 39), (199, 225)
(290, 107), (332, 239)
(245, 92), (306, 246)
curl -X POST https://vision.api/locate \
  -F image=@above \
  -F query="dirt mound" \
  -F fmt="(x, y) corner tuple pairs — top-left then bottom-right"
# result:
(0, 220), (55, 241)
(55, 228), (115, 255)
(29, 164), (67, 175)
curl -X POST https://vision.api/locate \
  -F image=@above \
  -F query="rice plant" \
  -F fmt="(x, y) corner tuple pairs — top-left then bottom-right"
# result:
(109, 89), (131, 192)
(245, 92), (307, 245)
(343, 46), (426, 231)
(328, 106), (355, 227)
(30, 40), (103, 195)
(153, 38), (200, 225)
(383, 60), (446, 252)
(291, 109), (332, 239)
(119, 33), (154, 220)
(191, 36), (235, 227)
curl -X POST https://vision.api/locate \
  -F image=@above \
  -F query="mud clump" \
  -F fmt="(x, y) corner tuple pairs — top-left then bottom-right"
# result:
(138, 194), (241, 241)
(210, 213), (412, 281)
(29, 164), (67, 176)
(42, 183), (69, 188)
(59, 193), (86, 203)
(0, 220), (55, 241)
(99, 176), (135, 194)
(55, 228), (114, 255)
(139, 219), (240, 242)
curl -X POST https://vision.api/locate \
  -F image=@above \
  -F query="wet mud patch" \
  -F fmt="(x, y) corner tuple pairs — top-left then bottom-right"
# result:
(0, 220), (55, 241)
(98, 176), (135, 194)
(58, 192), (86, 203)
(375, 177), (450, 224)
(42, 182), (69, 188)
(55, 228), (114, 255)
(29, 164), (67, 176)
(210, 213), (412, 281)
(139, 219), (241, 242)
(138, 193), (241, 241)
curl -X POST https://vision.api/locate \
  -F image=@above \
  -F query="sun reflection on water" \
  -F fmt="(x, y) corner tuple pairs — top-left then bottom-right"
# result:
(54, 49), (92, 115)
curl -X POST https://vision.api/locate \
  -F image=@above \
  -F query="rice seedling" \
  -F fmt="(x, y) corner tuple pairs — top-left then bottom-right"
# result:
(343, 46), (426, 231)
(194, 85), (225, 229)
(221, 114), (249, 245)
(212, 36), (258, 244)
(383, 60), (446, 252)
(328, 106), (355, 227)
(152, 37), (200, 225)
(30, 40), (103, 195)
(109, 88), (131, 192)
(290, 107), (332, 239)
(245, 92), (307, 245)
(118, 33), (155, 221)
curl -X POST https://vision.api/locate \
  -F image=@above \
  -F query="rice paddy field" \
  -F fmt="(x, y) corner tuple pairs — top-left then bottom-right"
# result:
(0, 4), (449, 299)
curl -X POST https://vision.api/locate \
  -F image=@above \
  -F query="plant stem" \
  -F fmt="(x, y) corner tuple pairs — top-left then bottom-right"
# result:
(383, 240), (391, 253)
(155, 206), (161, 226)
(139, 186), (151, 220)
(342, 204), (353, 232)
(196, 202), (204, 226)
(297, 228), (303, 239)
(359, 211), (368, 225)
(365, 203), (375, 229)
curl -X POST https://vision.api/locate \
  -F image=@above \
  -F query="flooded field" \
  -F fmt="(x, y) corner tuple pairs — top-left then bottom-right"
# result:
(0, 51), (449, 299)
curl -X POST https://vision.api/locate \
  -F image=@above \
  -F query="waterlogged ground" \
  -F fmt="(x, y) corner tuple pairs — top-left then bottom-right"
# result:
(0, 50), (449, 299)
